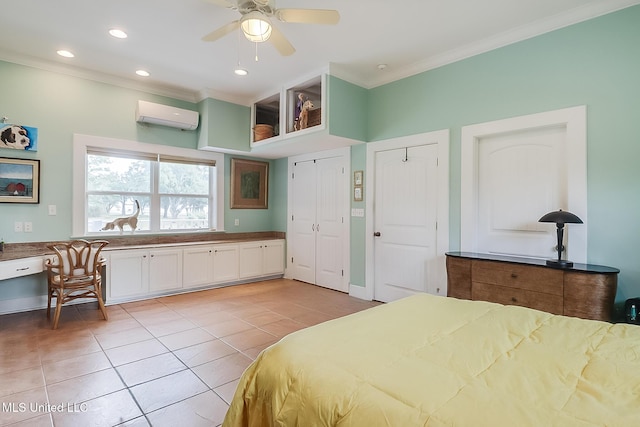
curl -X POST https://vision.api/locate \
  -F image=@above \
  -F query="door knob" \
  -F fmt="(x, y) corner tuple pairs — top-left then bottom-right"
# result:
(374, 232), (381, 237)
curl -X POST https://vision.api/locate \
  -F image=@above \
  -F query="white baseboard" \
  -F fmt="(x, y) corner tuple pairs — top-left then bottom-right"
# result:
(349, 283), (372, 301)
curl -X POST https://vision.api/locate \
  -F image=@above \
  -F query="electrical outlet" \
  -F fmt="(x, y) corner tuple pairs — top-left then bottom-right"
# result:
(14, 221), (23, 232)
(234, 219), (240, 226)
(24, 222), (33, 232)
(48, 205), (57, 216)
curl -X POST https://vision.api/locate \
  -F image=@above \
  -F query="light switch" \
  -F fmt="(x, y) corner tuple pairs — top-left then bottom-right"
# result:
(14, 221), (23, 232)
(48, 205), (57, 215)
(24, 222), (33, 232)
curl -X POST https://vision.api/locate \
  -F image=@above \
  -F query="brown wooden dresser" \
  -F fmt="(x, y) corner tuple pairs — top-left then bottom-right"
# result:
(446, 252), (619, 321)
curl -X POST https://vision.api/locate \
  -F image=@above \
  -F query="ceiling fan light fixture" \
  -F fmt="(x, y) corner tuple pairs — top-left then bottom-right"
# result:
(240, 11), (272, 43)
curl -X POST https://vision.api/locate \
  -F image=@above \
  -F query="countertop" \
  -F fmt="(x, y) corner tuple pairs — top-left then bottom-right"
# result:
(0, 231), (285, 262)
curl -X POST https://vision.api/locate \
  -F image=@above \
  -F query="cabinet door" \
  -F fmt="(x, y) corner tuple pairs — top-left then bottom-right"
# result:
(183, 245), (214, 288)
(263, 241), (284, 275)
(239, 243), (264, 279)
(107, 249), (149, 300)
(149, 248), (183, 292)
(212, 245), (239, 283)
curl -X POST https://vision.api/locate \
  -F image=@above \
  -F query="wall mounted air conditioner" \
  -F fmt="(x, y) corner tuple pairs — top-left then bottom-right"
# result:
(135, 100), (199, 130)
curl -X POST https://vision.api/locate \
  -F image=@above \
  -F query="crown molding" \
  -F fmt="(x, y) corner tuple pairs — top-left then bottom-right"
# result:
(365, 0), (640, 89)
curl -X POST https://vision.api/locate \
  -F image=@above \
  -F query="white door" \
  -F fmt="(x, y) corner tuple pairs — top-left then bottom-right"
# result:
(374, 145), (439, 302)
(291, 160), (317, 284)
(290, 156), (346, 292)
(315, 157), (345, 290)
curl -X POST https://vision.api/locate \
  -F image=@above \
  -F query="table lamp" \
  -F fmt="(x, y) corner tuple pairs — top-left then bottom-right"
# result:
(538, 209), (583, 268)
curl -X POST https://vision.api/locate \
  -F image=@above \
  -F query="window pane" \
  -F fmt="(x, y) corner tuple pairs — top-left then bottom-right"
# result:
(88, 195), (150, 233)
(87, 154), (151, 192)
(160, 196), (209, 230)
(159, 162), (209, 195)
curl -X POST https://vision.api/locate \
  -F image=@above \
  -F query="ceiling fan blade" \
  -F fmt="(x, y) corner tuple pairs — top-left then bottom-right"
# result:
(204, 0), (235, 8)
(202, 21), (239, 42)
(268, 25), (296, 56)
(276, 9), (340, 25)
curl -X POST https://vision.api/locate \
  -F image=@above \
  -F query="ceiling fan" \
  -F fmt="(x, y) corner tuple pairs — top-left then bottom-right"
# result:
(202, 0), (340, 56)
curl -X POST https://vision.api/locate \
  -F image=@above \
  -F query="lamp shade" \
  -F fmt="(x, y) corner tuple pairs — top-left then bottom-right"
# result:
(240, 11), (272, 42)
(538, 209), (583, 225)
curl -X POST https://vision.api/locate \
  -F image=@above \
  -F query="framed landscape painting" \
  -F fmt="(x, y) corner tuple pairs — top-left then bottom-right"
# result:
(0, 157), (40, 203)
(231, 158), (268, 209)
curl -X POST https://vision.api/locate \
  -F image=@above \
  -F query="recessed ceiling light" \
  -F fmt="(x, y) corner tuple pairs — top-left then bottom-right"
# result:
(136, 70), (150, 77)
(57, 50), (75, 58)
(109, 28), (128, 39)
(377, 64), (387, 71)
(234, 67), (248, 76)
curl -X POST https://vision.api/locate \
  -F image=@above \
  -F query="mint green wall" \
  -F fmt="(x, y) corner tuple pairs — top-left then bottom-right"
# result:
(198, 97), (251, 152)
(362, 6), (640, 301)
(350, 144), (367, 286)
(223, 154), (286, 232)
(0, 61), (282, 303)
(328, 76), (368, 141)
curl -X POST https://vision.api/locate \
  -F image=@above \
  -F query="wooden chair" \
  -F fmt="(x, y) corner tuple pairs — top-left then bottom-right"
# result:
(45, 239), (109, 329)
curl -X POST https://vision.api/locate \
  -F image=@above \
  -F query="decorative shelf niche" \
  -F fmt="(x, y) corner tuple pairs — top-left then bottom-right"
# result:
(252, 93), (280, 144)
(286, 75), (324, 135)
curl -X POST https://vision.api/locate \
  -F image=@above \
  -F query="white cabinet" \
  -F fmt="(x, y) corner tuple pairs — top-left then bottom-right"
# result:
(183, 245), (214, 288)
(212, 244), (239, 283)
(149, 248), (182, 292)
(183, 244), (239, 287)
(107, 249), (150, 299)
(239, 240), (285, 279)
(106, 239), (283, 303)
(107, 247), (181, 301)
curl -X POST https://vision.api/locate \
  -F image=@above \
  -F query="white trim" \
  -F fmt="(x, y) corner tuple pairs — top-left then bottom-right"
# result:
(286, 147), (351, 291)
(460, 106), (587, 263)
(365, 129), (450, 300)
(348, 283), (371, 301)
(358, 1), (640, 89)
(72, 134), (225, 237)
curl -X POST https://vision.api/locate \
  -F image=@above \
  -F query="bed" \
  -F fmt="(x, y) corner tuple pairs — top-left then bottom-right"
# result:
(223, 293), (640, 426)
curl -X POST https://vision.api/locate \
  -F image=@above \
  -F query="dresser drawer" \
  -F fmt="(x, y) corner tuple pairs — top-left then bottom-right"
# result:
(471, 260), (563, 296)
(472, 282), (563, 315)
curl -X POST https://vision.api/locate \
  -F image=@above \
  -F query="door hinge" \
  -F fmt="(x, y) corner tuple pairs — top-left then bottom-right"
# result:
(292, 215), (294, 221)
(341, 270), (344, 277)
(292, 172), (295, 179)
(291, 257), (294, 263)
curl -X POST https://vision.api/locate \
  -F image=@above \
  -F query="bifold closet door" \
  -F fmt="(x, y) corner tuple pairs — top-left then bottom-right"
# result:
(291, 156), (346, 291)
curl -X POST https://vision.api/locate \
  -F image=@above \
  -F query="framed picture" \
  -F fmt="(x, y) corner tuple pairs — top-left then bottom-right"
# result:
(354, 170), (363, 186)
(0, 124), (38, 151)
(354, 186), (363, 202)
(0, 157), (40, 203)
(231, 158), (269, 209)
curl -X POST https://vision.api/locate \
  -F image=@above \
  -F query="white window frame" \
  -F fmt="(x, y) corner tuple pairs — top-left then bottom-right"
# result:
(72, 133), (225, 237)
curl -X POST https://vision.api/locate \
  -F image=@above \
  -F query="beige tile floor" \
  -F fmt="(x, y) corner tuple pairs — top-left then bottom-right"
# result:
(0, 279), (380, 426)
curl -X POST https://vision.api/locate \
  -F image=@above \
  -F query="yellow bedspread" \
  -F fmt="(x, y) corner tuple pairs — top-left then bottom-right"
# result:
(223, 294), (640, 426)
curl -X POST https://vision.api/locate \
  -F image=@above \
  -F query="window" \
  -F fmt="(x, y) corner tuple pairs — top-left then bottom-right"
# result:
(73, 134), (224, 236)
